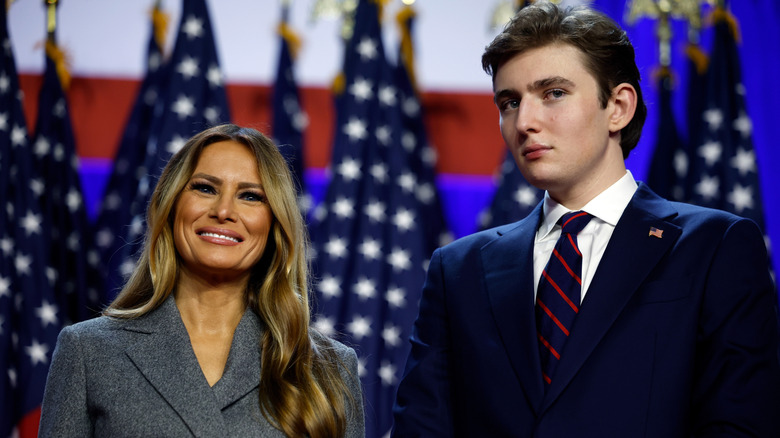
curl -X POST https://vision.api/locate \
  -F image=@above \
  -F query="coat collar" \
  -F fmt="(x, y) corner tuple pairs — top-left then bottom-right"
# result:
(121, 295), (263, 436)
(481, 184), (682, 415)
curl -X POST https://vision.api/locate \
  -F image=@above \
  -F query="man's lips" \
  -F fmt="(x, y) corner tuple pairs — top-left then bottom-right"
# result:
(522, 144), (551, 159)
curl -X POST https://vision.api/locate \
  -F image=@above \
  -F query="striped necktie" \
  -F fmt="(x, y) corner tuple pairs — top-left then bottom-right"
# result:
(535, 210), (593, 387)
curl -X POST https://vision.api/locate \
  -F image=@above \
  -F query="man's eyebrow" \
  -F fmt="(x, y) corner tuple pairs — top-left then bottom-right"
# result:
(528, 76), (575, 91)
(493, 88), (518, 104)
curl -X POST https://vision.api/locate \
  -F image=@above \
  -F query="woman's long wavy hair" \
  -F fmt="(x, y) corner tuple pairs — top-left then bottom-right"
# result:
(104, 124), (354, 437)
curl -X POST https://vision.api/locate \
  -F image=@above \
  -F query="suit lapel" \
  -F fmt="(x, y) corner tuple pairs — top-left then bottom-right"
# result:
(210, 309), (262, 410)
(123, 296), (228, 437)
(482, 204), (545, 412)
(541, 184), (682, 411)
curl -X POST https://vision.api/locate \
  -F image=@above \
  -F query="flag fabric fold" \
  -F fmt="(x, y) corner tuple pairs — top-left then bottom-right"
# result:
(30, 37), (104, 326)
(104, 0), (231, 290)
(271, 10), (310, 213)
(394, 5), (451, 255)
(94, 3), (168, 299)
(646, 67), (688, 202)
(686, 8), (767, 232)
(0, 8), (63, 438)
(479, 149), (542, 230)
(309, 1), (438, 435)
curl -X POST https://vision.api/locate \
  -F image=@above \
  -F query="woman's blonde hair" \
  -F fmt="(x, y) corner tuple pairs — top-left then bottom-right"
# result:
(105, 124), (354, 437)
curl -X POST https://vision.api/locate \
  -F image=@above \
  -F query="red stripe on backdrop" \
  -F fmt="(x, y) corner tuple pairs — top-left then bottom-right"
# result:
(18, 74), (506, 175)
(17, 406), (41, 438)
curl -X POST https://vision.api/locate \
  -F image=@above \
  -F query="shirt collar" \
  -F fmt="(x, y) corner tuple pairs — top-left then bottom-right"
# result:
(539, 170), (638, 239)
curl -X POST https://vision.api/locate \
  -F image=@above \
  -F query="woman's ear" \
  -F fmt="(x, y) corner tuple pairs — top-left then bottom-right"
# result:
(608, 83), (637, 133)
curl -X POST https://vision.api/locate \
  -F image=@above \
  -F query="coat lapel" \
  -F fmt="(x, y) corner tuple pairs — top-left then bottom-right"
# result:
(122, 296), (229, 437)
(541, 184), (682, 411)
(482, 204), (546, 412)
(210, 309), (263, 410)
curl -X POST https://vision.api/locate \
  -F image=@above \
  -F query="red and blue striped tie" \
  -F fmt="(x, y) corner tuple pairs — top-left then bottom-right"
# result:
(536, 210), (593, 387)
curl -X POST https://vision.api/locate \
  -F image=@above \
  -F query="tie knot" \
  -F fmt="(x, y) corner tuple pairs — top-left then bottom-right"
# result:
(559, 211), (592, 235)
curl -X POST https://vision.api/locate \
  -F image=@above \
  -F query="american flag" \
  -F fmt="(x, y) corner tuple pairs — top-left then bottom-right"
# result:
(0, 8), (62, 438)
(394, 5), (451, 255)
(94, 2), (168, 299)
(686, 8), (767, 233)
(646, 67), (687, 202)
(478, 149), (542, 230)
(271, 7), (310, 213)
(309, 1), (441, 435)
(30, 35), (103, 323)
(101, 0), (231, 291)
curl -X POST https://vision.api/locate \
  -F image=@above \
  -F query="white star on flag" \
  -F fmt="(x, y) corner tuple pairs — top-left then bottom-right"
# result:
(356, 37), (378, 60)
(20, 211), (43, 235)
(359, 239), (382, 261)
(353, 277), (377, 300)
(343, 118), (368, 142)
(332, 197), (355, 219)
(177, 56), (200, 80)
(364, 200), (387, 222)
(726, 184), (754, 213)
(703, 108), (723, 131)
(350, 78), (373, 102)
(392, 208), (416, 232)
(324, 237), (348, 259)
(388, 248), (411, 272)
(347, 315), (373, 340)
(698, 141), (722, 167)
(382, 324), (402, 347)
(730, 148), (756, 175)
(338, 157), (362, 181)
(377, 361), (398, 386)
(171, 95), (196, 119)
(35, 301), (58, 327)
(695, 175), (720, 200)
(318, 275), (342, 299)
(182, 16), (204, 39)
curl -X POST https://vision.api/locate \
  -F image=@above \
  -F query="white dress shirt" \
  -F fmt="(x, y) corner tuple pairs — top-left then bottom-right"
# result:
(533, 171), (638, 303)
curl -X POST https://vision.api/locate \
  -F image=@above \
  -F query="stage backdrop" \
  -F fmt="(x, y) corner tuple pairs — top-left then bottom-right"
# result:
(9, 0), (780, 276)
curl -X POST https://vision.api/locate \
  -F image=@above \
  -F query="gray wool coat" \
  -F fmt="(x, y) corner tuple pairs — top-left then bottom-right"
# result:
(38, 296), (365, 437)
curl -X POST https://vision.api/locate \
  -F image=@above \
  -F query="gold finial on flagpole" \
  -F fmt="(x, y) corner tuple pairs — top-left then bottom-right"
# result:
(491, 0), (581, 31)
(626, 1), (706, 68)
(46, 0), (59, 41)
(310, 0), (343, 22)
(626, 0), (704, 28)
(490, 1), (516, 30)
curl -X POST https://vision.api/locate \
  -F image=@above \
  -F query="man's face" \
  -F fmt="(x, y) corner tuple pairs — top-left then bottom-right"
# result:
(493, 43), (626, 206)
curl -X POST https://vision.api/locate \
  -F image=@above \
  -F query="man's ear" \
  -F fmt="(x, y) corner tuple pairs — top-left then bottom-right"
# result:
(608, 83), (637, 133)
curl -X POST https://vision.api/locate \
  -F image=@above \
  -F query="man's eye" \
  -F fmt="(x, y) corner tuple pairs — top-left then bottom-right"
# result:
(546, 89), (565, 99)
(501, 99), (519, 111)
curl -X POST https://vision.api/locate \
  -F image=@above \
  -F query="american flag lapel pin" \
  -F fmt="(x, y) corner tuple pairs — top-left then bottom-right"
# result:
(649, 227), (663, 238)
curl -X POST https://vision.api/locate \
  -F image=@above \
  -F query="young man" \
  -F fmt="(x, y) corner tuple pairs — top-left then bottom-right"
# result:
(392, 2), (780, 437)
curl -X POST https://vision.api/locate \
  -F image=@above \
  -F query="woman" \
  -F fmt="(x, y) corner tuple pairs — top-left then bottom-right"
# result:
(39, 124), (365, 437)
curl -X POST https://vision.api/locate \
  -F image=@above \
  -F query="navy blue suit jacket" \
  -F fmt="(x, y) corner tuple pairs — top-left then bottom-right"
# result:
(393, 184), (780, 437)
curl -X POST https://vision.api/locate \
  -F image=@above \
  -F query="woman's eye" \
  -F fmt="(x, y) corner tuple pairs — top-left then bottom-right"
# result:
(190, 183), (215, 194)
(241, 191), (266, 203)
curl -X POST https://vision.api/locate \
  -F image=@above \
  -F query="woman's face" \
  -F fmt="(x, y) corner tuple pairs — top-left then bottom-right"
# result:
(173, 140), (273, 281)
